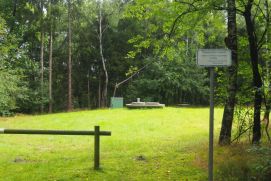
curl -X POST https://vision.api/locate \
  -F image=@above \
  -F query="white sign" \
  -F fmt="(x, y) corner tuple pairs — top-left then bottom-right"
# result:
(197, 49), (232, 67)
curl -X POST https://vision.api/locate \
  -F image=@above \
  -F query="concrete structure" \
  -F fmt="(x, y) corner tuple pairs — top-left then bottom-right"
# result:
(126, 98), (165, 108)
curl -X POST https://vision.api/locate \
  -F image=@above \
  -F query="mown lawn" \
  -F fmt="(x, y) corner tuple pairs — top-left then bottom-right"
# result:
(0, 107), (224, 180)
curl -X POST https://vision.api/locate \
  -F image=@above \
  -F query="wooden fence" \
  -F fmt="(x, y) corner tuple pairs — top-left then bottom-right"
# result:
(0, 126), (111, 170)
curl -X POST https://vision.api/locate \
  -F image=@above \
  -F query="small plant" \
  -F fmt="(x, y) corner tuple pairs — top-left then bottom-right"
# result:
(232, 105), (254, 143)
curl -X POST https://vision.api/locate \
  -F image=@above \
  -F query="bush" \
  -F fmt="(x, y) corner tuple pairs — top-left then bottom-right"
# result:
(216, 156), (251, 181)
(0, 70), (21, 113)
(216, 146), (271, 181)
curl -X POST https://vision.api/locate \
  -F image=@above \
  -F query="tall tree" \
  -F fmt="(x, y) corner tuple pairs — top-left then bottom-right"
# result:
(48, 0), (53, 113)
(40, 0), (45, 113)
(98, 0), (108, 108)
(219, 0), (238, 145)
(262, 0), (271, 141)
(67, 0), (73, 111)
(243, 0), (263, 144)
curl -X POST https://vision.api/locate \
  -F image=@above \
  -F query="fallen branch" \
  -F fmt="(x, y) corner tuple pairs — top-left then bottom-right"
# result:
(113, 62), (152, 97)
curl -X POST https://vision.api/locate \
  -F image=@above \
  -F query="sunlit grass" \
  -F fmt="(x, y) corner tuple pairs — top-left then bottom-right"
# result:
(0, 107), (225, 180)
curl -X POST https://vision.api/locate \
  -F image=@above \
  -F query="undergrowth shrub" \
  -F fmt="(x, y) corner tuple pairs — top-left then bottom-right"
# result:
(216, 156), (250, 181)
(216, 145), (271, 181)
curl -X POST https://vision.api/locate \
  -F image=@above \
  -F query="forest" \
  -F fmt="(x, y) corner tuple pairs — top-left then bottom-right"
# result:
(0, 0), (227, 112)
(1, 0), (271, 145)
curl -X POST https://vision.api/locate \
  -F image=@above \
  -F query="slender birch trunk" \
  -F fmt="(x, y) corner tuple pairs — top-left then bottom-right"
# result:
(98, 0), (108, 107)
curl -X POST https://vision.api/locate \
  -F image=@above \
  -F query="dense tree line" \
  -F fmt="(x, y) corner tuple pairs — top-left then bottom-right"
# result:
(0, 0), (270, 144)
(0, 0), (210, 114)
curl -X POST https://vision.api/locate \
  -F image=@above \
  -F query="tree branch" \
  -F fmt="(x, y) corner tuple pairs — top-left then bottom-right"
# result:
(257, 28), (268, 50)
(257, 0), (270, 50)
(12, 0), (17, 16)
(169, 1), (244, 38)
(212, 5), (245, 15)
(175, 0), (197, 9)
(169, 9), (199, 38)
(253, 0), (263, 21)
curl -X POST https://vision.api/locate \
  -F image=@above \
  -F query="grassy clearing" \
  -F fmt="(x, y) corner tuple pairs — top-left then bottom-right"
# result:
(1, 107), (268, 180)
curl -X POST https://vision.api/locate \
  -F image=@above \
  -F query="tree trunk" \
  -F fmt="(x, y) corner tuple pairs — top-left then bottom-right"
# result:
(262, 106), (270, 141)
(244, 1), (263, 144)
(98, 75), (101, 108)
(67, 0), (73, 111)
(98, 1), (108, 108)
(87, 70), (90, 109)
(263, 106), (270, 124)
(219, 0), (238, 145)
(10, 0), (17, 33)
(262, 22), (270, 141)
(40, 0), (44, 113)
(262, 42), (271, 141)
(263, 0), (271, 141)
(48, 0), (53, 113)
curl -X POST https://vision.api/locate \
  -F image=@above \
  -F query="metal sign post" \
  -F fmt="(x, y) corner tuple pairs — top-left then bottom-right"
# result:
(209, 67), (214, 181)
(197, 49), (232, 181)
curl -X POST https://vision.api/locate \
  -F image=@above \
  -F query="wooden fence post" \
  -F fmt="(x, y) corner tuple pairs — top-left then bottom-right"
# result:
(94, 126), (100, 170)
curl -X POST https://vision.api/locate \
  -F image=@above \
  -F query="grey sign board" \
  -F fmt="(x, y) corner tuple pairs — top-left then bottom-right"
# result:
(197, 49), (232, 67)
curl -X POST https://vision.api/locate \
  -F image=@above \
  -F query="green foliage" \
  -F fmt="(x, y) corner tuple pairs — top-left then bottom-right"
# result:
(232, 106), (254, 143)
(0, 17), (24, 114)
(0, 70), (20, 114)
(125, 58), (209, 105)
(0, 14), (42, 114)
(125, 0), (226, 60)
(123, 0), (226, 106)
(216, 145), (271, 181)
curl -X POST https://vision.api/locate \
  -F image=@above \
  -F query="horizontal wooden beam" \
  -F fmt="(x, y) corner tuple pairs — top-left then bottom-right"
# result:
(0, 128), (111, 136)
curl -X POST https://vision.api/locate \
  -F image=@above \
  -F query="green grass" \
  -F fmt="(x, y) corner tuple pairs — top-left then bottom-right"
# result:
(0, 107), (224, 180)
